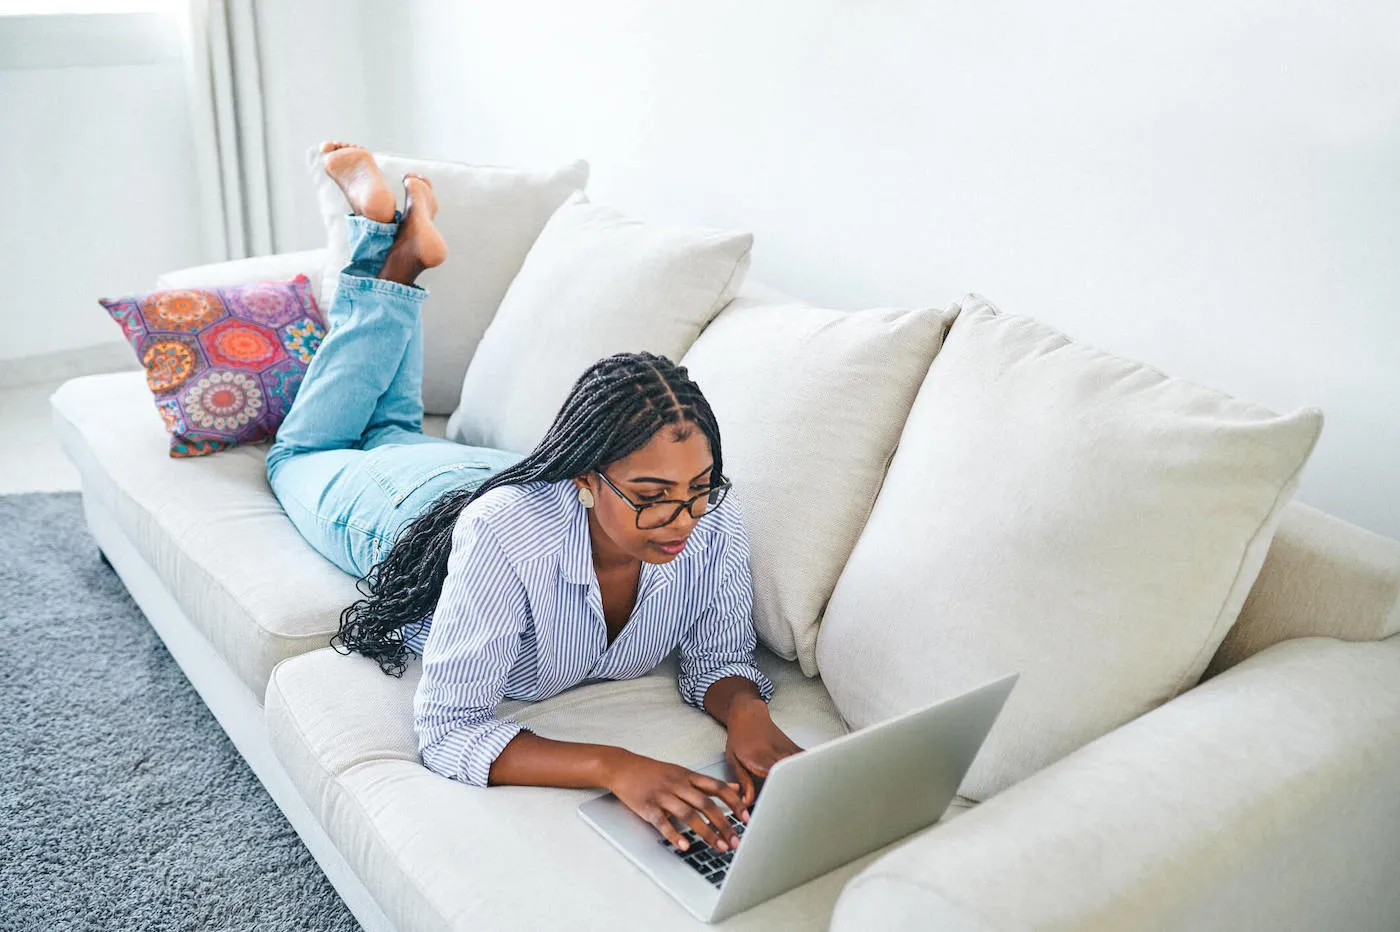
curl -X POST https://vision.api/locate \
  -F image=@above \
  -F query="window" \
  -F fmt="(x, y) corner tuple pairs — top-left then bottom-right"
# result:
(0, 1), (183, 68)
(0, 0), (178, 14)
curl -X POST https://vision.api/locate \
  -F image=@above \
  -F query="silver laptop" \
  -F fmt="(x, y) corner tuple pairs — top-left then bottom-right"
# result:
(578, 673), (1017, 923)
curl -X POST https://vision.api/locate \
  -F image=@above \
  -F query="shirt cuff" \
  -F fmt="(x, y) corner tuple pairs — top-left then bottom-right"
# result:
(426, 719), (531, 788)
(686, 662), (776, 710)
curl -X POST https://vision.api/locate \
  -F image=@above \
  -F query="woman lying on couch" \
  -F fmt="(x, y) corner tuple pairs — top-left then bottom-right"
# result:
(264, 142), (800, 856)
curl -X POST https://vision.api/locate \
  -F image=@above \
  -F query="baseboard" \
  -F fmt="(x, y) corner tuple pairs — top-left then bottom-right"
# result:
(1, 342), (140, 390)
(80, 488), (397, 932)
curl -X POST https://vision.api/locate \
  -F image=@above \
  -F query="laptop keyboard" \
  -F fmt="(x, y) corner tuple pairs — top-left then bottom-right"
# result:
(657, 812), (746, 887)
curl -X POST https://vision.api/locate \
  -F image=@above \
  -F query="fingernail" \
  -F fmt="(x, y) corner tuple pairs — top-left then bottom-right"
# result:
(716, 839), (728, 851)
(679, 840), (688, 850)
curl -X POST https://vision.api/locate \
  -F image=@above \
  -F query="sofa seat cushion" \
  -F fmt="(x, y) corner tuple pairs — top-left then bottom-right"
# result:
(49, 370), (448, 696)
(264, 645), (953, 931)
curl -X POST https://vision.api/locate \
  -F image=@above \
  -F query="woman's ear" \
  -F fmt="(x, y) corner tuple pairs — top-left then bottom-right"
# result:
(572, 473), (598, 510)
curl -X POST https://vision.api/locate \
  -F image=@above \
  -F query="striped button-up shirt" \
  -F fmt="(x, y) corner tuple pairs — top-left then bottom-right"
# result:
(408, 477), (776, 787)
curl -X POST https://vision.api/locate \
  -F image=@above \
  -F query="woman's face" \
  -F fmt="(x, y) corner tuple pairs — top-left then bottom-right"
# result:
(573, 423), (716, 565)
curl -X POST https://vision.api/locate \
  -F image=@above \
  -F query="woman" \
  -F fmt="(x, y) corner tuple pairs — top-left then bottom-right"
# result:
(265, 142), (801, 855)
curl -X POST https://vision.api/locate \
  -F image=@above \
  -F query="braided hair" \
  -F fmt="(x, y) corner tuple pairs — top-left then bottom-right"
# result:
(331, 350), (725, 676)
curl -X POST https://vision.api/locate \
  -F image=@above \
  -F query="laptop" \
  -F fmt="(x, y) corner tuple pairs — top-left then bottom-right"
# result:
(577, 673), (1017, 923)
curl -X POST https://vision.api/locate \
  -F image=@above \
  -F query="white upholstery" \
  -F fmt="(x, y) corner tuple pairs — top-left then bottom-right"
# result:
(1207, 500), (1400, 676)
(155, 247), (328, 293)
(54, 245), (1400, 931)
(264, 644), (938, 931)
(817, 294), (1324, 800)
(446, 190), (754, 453)
(830, 635), (1400, 932)
(681, 293), (955, 674)
(49, 369), (449, 696)
(307, 145), (589, 415)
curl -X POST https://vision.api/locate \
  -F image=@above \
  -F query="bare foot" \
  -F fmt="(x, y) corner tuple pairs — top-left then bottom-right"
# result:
(376, 173), (447, 285)
(402, 172), (440, 221)
(321, 140), (397, 223)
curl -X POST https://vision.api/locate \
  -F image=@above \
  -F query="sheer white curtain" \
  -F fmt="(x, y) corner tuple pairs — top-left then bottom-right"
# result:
(176, 0), (275, 261)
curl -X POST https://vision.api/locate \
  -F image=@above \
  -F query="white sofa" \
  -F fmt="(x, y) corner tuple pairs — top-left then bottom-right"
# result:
(52, 245), (1400, 931)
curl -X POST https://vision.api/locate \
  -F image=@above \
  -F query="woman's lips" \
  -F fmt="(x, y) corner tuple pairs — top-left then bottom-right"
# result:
(653, 538), (686, 555)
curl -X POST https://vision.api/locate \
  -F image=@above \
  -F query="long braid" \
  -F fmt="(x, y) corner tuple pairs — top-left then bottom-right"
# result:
(331, 351), (725, 676)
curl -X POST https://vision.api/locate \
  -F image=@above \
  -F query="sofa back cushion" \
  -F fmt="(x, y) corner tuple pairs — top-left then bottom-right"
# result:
(446, 190), (753, 454)
(1206, 500), (1400, 676)
(816, 294), (1325, 800)
(307, 146), (588, 415)
(680, 293), (955, 674)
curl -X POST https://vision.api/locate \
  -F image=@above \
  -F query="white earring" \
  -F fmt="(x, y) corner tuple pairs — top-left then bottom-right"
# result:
(578, 486), (595, 508)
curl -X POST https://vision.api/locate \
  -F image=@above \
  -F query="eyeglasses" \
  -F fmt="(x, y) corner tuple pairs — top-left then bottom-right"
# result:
(594, 470), (732, 530)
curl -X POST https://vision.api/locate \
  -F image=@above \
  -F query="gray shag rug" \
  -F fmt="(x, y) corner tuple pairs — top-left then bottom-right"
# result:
(0, 492), (360, 932)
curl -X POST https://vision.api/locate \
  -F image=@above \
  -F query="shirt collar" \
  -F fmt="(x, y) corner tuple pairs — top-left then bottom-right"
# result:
(555, 479), (709, 586)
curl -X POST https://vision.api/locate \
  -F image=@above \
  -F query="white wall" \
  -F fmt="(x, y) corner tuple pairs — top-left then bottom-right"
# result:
(355, 0), (1400, 538)
(0, 4), (379, 367)
(253, 0), (379, 255)
(0, 12), (203, 363)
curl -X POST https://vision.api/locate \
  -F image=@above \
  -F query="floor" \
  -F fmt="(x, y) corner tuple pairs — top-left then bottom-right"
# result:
(0, 377), (83, 495)
(1, 343), (143, 494)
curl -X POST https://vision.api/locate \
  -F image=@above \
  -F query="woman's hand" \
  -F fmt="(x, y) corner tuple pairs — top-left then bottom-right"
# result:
(724, 697), (803, 806)
(604, 749), (748, 852)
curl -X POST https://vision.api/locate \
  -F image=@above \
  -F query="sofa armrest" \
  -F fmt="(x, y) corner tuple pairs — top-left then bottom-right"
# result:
(1208, 502), (1400, 676)
(154, 247), (328, 292)
(831, 635), (1400, 932)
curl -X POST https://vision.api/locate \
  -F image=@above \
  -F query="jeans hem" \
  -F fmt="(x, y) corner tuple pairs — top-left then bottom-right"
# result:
(345, 209), (403, 233)
(335, 270), (429, 301)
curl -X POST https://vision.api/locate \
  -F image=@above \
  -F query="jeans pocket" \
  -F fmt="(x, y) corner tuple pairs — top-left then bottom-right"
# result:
(364, 447), (508, 508)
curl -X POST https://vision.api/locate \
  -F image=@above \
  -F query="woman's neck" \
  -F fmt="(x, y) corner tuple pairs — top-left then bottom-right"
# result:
(585, 508), (639, 574)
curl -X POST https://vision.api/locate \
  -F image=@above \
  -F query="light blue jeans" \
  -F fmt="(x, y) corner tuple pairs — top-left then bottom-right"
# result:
(266, 211), (524, 578)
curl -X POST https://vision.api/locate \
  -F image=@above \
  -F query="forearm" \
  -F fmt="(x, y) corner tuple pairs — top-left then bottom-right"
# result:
(486, 676), (772, 788)
(486, 730), (634, 790)
(702, 675), (768, 726)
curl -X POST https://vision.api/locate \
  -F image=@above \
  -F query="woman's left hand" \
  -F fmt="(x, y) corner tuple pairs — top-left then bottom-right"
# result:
(724, 698), (803, 808)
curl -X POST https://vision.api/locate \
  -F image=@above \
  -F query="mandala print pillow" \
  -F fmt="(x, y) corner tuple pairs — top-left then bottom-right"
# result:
(99, 274), (326, 457)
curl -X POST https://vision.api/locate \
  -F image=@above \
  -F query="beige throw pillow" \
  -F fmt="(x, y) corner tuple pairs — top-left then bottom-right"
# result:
(816, 294), (1324, 800)
(681, 293), (955, 674)
(308, 146), (588, 414)
(446, 191), (753, 454)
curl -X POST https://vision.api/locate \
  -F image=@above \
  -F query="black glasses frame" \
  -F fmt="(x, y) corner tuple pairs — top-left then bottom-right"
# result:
(594, 470), (732, 529)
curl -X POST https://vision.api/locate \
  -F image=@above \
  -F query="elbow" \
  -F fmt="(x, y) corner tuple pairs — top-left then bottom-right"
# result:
(416, 729), (463, 782)
(415, 714), (524, 788)
(676, 674), (706, 711)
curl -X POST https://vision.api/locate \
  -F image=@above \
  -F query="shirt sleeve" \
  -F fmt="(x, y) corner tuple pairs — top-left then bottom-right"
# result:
(413, 511), (533, 787)
(676, 513), (776, 711)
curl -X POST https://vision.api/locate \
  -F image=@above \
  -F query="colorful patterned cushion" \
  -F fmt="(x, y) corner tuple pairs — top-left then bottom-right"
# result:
(99, 274), (326, 457)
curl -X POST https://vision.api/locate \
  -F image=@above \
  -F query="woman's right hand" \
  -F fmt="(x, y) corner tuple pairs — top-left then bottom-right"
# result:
(605, 749), (749, 852)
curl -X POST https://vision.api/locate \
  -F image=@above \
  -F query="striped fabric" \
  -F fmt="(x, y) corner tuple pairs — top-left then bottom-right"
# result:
(409, 478), (776, 787)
